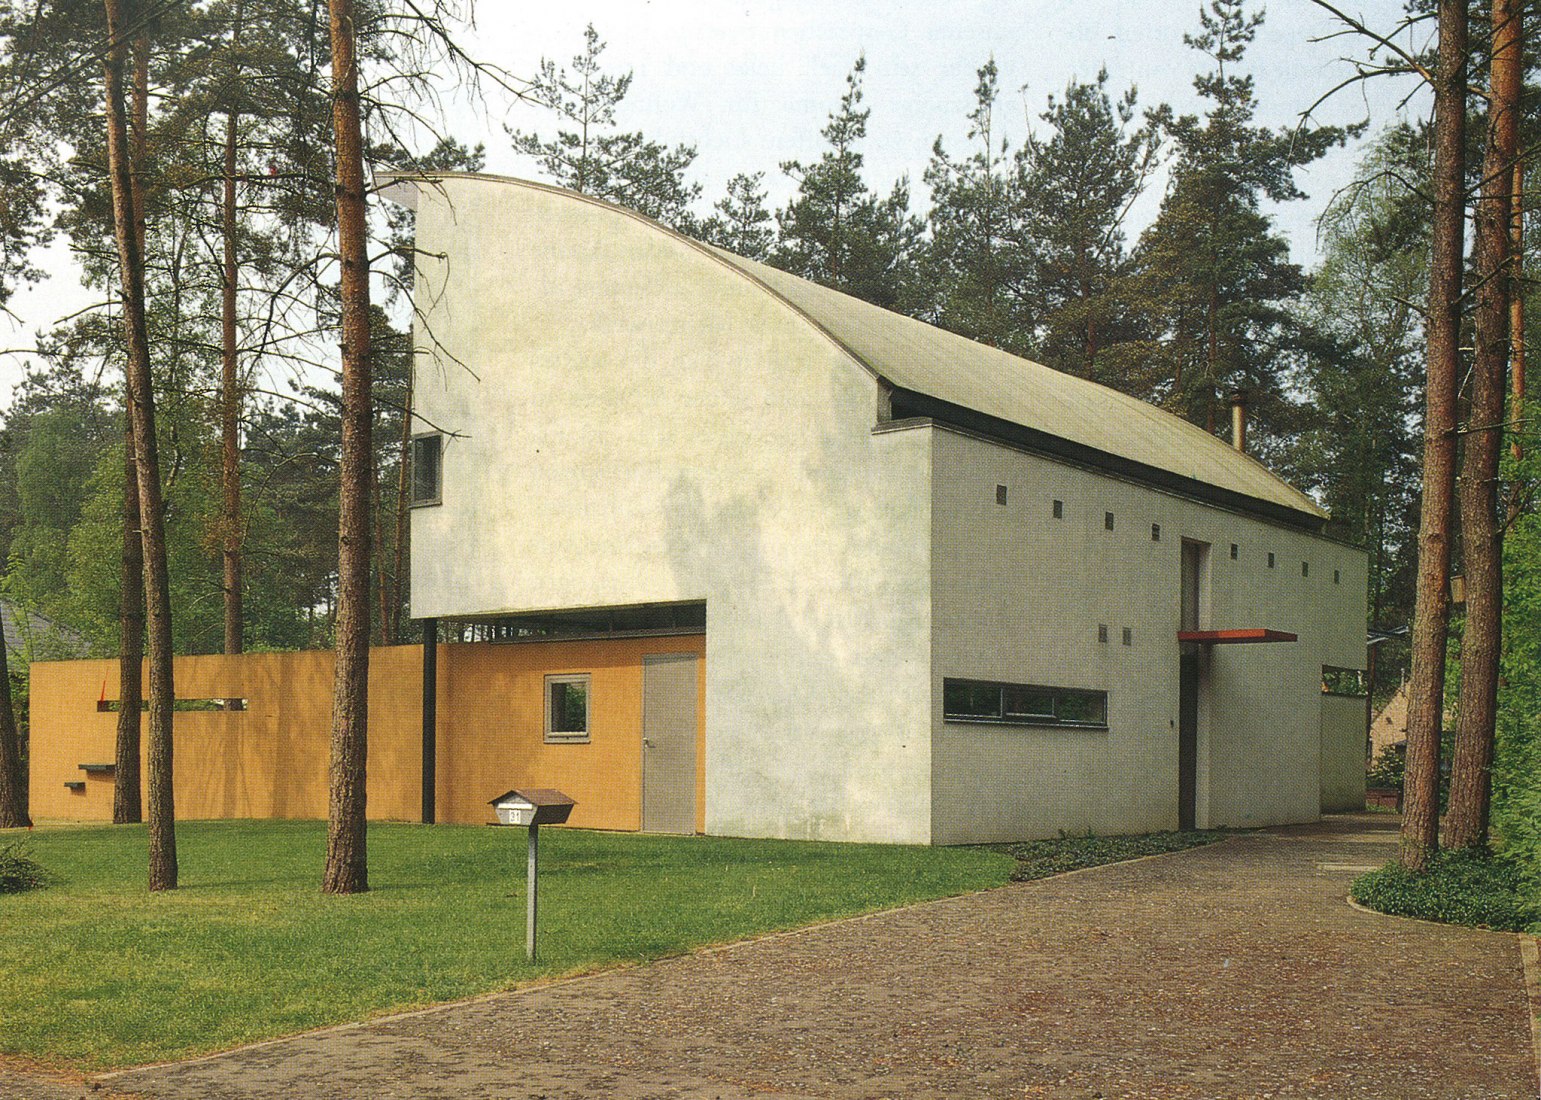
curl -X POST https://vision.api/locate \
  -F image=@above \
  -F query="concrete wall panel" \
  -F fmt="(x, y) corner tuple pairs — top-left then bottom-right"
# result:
(927, 428), (1368, 843)
(1320, 693), (1368, 812)
(405, 178), (933, 843)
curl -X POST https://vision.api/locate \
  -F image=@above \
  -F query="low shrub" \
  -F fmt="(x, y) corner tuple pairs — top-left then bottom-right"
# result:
(1351, 849), (1537, 932)
(0, 841), (49, 893)
(988, 830), (1229, 882)
(1366, 735), (1455, 809)
(1365, 743), (1405, 791)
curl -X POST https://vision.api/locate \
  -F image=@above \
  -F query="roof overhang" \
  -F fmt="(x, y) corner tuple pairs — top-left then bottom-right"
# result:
(1178, 629), (1299, 645)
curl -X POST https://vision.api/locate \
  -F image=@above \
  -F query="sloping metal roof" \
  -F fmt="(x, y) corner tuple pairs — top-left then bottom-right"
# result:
(382, 171), (1327, 527)
(710, 250), (1327, 524)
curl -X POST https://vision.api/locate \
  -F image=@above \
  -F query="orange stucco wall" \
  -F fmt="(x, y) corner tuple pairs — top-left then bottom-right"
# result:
(29, 636), (706, 831)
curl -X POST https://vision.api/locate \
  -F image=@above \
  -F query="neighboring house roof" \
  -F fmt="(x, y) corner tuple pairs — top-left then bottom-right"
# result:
(1369, 682), (1406, 758)
(382, 172), (1328, 530)
(0, 600), (86, 660)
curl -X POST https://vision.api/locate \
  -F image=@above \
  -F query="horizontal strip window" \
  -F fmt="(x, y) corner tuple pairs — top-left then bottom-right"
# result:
(98, 698), (247, 712)
(943, 678), (1107, 728)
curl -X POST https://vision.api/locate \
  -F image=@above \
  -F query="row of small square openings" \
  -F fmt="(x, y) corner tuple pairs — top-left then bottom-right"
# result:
(994, 484), (1342, 584)
(1097, 625), (1134, 646)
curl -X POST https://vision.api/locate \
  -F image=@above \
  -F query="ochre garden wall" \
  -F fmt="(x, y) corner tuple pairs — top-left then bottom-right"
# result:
(29, 636), (705, 832)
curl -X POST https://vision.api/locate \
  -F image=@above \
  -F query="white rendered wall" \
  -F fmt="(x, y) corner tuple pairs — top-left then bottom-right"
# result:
(1320, 693), (1369, 812)
(407, 178), (932, 843)
(927, 427), (1368, 844)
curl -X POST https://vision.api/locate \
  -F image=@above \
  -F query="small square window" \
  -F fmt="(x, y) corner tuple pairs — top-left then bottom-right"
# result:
(545, 674), (591, 742)
(1053, 499), (1064, 519)
(1151, 523), (1161, 542)
(411, 433), (443, 506)
(996, 484), (1008, 506)
(1302, 561), (1310, 577)
(1105, 511), (1115, 531)
(1267, 552), (1276, 569)
(1230, 543), (1239, 560)
(1122, 627), (1132, 646)
(1098, 624), (1109, 643)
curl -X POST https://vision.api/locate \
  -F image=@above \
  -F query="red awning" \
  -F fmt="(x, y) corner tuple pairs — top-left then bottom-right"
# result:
(1177, 628), (1298, 645)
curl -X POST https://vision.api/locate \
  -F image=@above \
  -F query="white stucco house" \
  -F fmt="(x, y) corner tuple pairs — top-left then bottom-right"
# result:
(381, 172), (1368, 846)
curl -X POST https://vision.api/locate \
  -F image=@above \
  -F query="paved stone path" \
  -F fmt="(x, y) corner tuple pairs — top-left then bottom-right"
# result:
(6, 815), (1536, 1099)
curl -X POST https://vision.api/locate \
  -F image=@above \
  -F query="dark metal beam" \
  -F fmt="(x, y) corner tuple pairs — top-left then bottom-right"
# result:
(422, 617), (437, 824)
(885, 387), (1328, 534)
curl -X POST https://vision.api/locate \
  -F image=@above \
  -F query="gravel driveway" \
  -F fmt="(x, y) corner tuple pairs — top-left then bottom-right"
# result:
(9, 814), (1537, 1099)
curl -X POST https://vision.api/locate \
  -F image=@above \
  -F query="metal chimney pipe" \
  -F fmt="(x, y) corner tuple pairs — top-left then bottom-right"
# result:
(1229, 392), (1248, 454)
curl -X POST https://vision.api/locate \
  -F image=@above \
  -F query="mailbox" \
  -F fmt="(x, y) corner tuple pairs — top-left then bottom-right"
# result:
(488, 787), (576, 963)
(489, 788), (575, 828)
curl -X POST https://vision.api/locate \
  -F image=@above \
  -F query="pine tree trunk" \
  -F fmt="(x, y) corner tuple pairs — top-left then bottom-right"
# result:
(0, 596), (28, 828)
(1401, 0), (1468, 872)
(114, 410), (144, 824)
(104, 0), (176, 890)
(221, 104), (243, 658)
(323, 0), (371, 895)
(113, 30), (149, 825)
(1447, 0), (1519, 851)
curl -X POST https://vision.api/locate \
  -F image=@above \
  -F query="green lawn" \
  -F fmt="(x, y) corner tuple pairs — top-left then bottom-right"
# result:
(0, 820), (1012, 1070)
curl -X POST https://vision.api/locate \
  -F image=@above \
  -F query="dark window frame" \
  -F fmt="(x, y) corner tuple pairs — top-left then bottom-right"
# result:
(942, 678), (1108, 729)
(544, 673), (592, 743)
(411, 432), (444, 507)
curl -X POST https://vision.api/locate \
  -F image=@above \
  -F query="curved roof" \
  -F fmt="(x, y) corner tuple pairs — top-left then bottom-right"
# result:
(382, 172), (1326, 527)
(709, 250), (1325, 525)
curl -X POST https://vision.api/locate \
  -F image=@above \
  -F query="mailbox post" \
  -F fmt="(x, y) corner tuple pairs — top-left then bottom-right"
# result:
(489, 789), (575, 962)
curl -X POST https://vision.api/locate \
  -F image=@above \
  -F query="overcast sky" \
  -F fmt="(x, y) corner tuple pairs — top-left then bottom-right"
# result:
(0, 0), (1426, 399)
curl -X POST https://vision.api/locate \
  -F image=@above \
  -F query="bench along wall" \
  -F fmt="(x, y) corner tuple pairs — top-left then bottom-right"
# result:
(29, 635), (705, 831)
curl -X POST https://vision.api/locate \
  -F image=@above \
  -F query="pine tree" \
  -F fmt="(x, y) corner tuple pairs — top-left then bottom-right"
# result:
(102, 0), (178, 890)
(1022, 69), (1161, 383)
(1447, 0), (1521, 852)
(696, 172), (774, 261)
(922, 59), (1034, 353)
(1124, 0), (1349, 455)
(0, 0), (71, 827)
(321, 0), (371, 896)
(773, 56), (922, 311)
(1297, 125), (1427, 627)
(508, 24), (701, 228)
(1402, 0), (1468, 872)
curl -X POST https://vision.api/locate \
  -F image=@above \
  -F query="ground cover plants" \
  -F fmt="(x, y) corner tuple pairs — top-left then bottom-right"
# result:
(0, 841), (48, 892)
(1350, 849), (1539, 931)
(0, 820), (1012, 1070)
(988, 829), (1230, 881)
